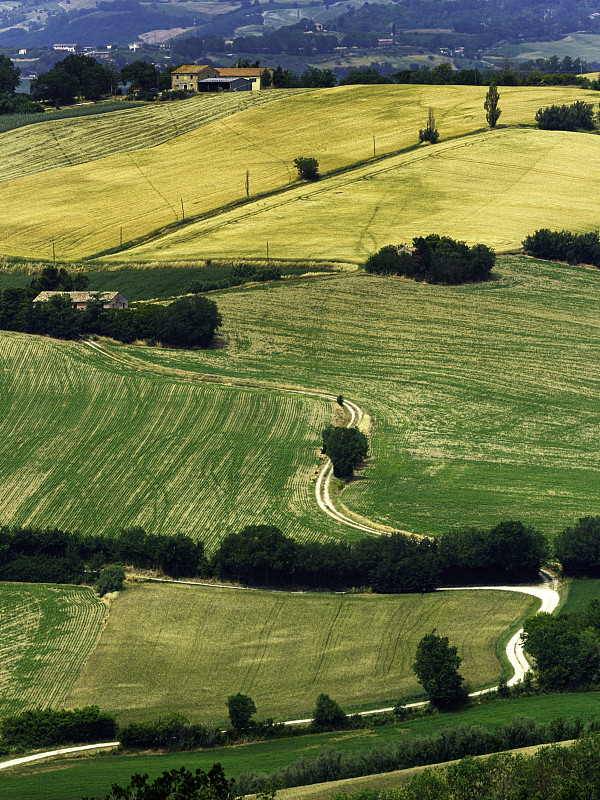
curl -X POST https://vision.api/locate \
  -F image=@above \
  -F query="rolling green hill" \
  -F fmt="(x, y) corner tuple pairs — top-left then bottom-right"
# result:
(66, 582), (535, 723)
(0, 84), (597, 261)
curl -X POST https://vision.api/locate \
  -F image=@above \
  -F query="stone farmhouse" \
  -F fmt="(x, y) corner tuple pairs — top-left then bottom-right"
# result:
(171, 65), (272, 92)
(33, 291), (128, 311)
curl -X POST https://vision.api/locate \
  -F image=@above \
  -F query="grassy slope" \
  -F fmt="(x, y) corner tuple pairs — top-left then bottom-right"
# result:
(3, 693), (600, 800)
(559, 579), (600, 615)
(0, 84), (596, 260)
(121, 126), (600, 262)
(109, 256), (600, 540)
(0, 582), (105, 717)
(65, 582), (534, 723)
(0, 331), (333, 548)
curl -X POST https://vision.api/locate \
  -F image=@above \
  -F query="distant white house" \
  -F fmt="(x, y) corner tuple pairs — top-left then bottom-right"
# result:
(33, 291), (128, 311)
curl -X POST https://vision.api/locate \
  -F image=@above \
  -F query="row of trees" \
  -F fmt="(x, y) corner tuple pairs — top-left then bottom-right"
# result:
(0, 266), (221, 347)
(365, 236), (496, 285)
(523, 229), (600, 268)
(0, 519), (549, 592)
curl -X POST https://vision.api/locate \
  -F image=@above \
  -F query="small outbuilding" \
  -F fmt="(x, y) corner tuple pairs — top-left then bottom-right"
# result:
(33, 291), (128, 310)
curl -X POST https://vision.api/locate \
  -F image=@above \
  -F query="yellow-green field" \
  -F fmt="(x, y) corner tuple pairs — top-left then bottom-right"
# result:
(0, 582), (105, 717)
(0, 331), (335, 548)
(0, 84), (596, 260)
(116, 256), (600, 539)
(120, 126), (600, 262)
(66, 582), (535, 723)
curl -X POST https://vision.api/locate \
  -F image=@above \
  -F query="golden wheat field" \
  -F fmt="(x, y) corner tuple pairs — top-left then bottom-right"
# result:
(0, 84), (597, 260)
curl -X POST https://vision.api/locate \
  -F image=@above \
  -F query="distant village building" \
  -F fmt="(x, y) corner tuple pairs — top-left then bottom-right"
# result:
(129, 42), (143, 51)
(53, 43), (80, 53)
(33, 291), (128, 311)
(171, 65), (272, 92)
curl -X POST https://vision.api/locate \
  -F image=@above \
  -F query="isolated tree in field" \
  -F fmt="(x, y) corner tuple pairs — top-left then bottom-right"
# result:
(227, 693), (256, 732)
(294, 156), (319, 181)
(484, 82), (501, 128)
(413, 632), (467, 708)
(419, 107), (439, 143)
(310, 694), (348, 730)
(322, 425), (368, 479)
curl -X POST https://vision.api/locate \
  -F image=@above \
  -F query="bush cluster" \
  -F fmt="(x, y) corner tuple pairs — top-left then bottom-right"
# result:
(0, 266), (221, 348)
(236, 715), (593, 794)
(535, 100), (596, 131)
(322, 424), (368, 479)
(0, 707), (117, 750)
(523, 228), (600, 267)
(187, 264), (281, 294)
(365, 236), (495, 284)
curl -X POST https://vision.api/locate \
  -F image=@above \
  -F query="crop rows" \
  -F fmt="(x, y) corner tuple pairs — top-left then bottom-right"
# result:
(0, 331), (336, 548)
(0, 84), (596, 260)
(66, 583), (534, 723)
(0, 91), (305, 186)
(119, 255), (600, 540)
(0, 583), (106, 717)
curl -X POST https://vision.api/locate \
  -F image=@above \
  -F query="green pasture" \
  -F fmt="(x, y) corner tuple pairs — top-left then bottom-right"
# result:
(2, 693), (600, 800)
(120, 126), (600, 262)
(0, 582), (105, 717)
(65, 582), (534, 724)
(107, 256), (600, 539)
(0, 330), (333, 548)
(559, 580), (600, 615)
(0, 84), (596, 261)
(493, 34), (600, 63)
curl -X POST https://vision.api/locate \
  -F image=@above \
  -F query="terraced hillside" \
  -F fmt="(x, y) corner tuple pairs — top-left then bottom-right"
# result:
(66, 582), (535, 723)
(0, 332), (334, 547)
(121, 126), (600, 261)
(0, 582), (105, 717)
(0, 84), (596, 260)
(117, 256), (600, 539)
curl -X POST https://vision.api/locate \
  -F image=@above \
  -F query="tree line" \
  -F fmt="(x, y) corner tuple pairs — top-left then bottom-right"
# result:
(523, 228), (600, 268)
(535, 99), (597, 131)
(365, 236), (496, 285)
(0, 519), (548, 592)
(0, 266), (221, 347)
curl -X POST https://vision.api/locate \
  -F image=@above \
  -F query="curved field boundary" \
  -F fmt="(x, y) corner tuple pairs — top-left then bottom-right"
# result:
(0, 742), (120, 771)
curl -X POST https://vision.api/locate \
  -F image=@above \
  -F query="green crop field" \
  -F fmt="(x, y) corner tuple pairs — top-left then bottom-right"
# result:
(559, 580), (600, 615)
(0, 84), (595, 261)
(0, 582), (105, 717)
(65, 582), (535, 723)
(112, 256), (600, 540)
(2, 692), (599, 800)
(120, 126), (600, 263)
(0, 331), (335, 548)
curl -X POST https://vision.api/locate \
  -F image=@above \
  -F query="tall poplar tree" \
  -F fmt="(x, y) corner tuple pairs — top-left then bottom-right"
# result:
(485, 83), (501, 128)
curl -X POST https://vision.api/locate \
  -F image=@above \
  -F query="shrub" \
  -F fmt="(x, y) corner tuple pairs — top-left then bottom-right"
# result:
(535, 100), (595, 131)
(322, 425), (368, 479)
(95, 563), (125, 595)
(293, 157), (319, 181)
(310, 694), (349, 731)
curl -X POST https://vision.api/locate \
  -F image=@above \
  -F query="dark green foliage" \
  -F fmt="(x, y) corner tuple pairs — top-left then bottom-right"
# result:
(310, 694), (349, 731)
(227, 693), (257, 733)
(0, 706), (117, 749)
(119, 713), (224, 750)
(535, 100), (596, 131)
(293, 156), (319, 181)
(95, 764), (240, 800)
(522, 599), (600, 689)
(157, 294), (222, 348)
(0, 54), (20, 95)
(95, 563), (125, 595)
(523, 228), (600, 268)
(300, 67), (337, 88)
(31, 54), (113, 104)
(413, 633), (468, 709)
(120, 60), (158, 90)
(339, 67), (393, 85)
(271, 64), (300, 88)
(187, 264), (282, 294)
(236, 715), (595, 794)
(0, 93), (44, 115)
(322, 425), (368, 479)
(212, 525), (298, 586)
(484, 82), (501, 128)
(365, 235), (495, 285)
(555, 516), (600, 577)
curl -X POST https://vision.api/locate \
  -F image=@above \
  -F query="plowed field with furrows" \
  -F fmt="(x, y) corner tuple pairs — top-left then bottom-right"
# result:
(115, 256), (600, 539)
(0, 583), (105, 716)
(0, 84), (597, 260)
(66, 582), (535, 723)
(0, 90), (306, 185)
(0, 332), (334, 546)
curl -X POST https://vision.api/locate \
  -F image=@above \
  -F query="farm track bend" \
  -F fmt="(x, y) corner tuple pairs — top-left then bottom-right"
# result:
(81, 340), (560, 715)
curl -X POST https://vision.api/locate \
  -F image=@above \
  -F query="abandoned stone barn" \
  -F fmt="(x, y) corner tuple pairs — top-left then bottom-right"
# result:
(32, 291), (128, 310)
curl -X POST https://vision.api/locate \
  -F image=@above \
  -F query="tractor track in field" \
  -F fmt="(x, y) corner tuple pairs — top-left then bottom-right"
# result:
(80, 340), (560, 721)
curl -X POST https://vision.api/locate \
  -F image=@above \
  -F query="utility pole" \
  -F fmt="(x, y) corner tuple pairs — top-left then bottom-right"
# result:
(181, 198), (185, 221)
(266, 240), (269, 264)
(120, 226), (123, 247)
(52, 242), (55, 266)
(373, 135), (376, 157)
(246, 169), (249, 198)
